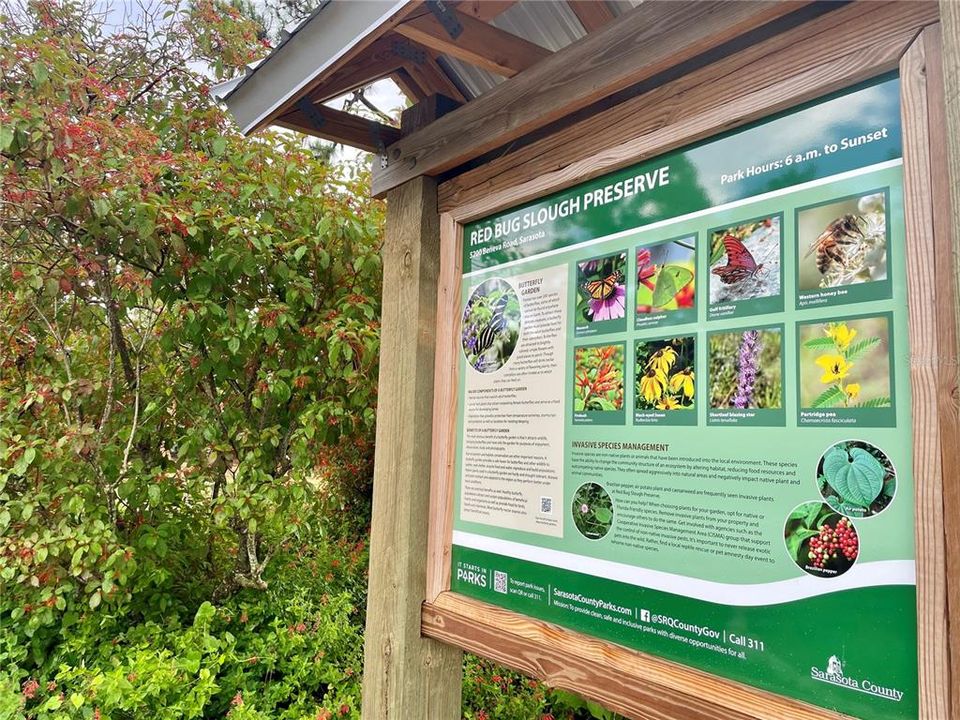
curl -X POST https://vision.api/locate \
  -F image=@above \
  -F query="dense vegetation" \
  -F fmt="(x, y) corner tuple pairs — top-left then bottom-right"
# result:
(0, 2), (616, 718)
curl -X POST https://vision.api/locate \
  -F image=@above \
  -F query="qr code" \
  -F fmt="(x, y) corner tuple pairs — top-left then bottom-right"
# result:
(539, 496), (553, 515)
(494, 570), (508, 594)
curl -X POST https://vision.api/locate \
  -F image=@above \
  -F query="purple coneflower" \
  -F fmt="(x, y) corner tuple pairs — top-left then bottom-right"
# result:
(732, 330), (762, 408)
(588, 283), (626, 321)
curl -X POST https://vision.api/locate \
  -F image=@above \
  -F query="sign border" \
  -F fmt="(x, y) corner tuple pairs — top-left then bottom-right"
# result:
(424, 15), (955, 720)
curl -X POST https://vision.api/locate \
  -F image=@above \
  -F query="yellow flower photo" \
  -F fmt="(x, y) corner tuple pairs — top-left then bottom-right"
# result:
(825, 323), (857, 352)
(635, 337), (695, 411)
(799, 316), (891, 409)
(815, 354), (853, 383)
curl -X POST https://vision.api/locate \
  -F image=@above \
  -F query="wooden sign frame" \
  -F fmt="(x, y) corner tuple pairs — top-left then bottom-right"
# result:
(420, 3), (958, 719)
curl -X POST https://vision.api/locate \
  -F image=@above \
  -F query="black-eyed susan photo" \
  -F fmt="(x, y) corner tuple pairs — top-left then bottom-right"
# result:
(635, 337), (695, 411)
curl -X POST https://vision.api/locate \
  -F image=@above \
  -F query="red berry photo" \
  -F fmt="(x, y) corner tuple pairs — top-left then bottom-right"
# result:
(784, 502), (860, 578)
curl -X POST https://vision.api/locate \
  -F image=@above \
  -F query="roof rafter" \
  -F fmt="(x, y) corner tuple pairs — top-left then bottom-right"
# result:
(391, 68), (429, 102)
(454, 0), (517, 21)
(399, 44), (467, 102)
(301, 36), (407, 105)
(567, 0), (615, 32)
(275, 103), (401, 154)
(371, 0), (812, 195)
(393, 8), (551, 77)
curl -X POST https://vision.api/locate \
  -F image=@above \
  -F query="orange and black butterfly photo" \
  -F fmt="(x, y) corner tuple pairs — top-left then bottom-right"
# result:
(575, 251), (627, 328)
(797, 192), (887, 292)
(708, 215), (781, 305)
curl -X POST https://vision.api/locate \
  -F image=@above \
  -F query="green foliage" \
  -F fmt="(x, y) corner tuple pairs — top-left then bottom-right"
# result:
(822, 446), (884, 508)
(818, 441), (896, 518)
(573, 346), (624, 412)
(571, 483), (614, 540)
(0, 2), (380, 717)
(0, 3), (620, 719)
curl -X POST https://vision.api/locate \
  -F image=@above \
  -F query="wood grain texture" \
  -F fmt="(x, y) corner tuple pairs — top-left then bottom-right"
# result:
(568, 0), (615, 32)
(401, 51), (468, 104)
(418, 6), (955, 720)
(439, 0), (939, 213)
(394, 9), (551, 77)
(361, 176), (462, 720)
(372, 0), (808, 196)
(300, 36), (404, 105)
(899, 31), (951, 720)
(274, 104), (400, 153)
(922, 18), (960, 720)
(444, 31), (920, 223)
(423, 593), (853, 720)
(454, 0), (516, 21)
(392, 68), (428, 103)
(425, 212), (461, 603)
(401, 94), (462, 136)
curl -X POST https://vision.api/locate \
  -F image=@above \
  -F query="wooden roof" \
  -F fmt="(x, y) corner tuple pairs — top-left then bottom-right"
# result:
(220, 0), (827, 197)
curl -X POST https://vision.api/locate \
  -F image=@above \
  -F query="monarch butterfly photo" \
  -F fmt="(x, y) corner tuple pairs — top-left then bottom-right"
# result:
(708, 216), (781, 305)
(461, 278), (521, 373)
(576, 252), (627, 326)
(797, 192), (887, 291)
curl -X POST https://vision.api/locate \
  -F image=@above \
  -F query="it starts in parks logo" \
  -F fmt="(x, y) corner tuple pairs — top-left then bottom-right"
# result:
(810, 654), (905, 702)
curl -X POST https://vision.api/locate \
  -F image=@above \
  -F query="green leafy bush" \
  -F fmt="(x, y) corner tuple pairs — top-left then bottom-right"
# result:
(0, 4), (620, 719)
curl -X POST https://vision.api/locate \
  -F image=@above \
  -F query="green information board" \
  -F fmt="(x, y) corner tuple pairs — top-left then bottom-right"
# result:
(451, 74), (917, 720)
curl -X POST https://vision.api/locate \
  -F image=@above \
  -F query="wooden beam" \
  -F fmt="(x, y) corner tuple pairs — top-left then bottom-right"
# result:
(372, 0), (811, 197)
(454, 0), (516, 21)
(900, 28), (956, 720)
(568, 0), (615, 32)
(255, 1), (423, 134)
(274, 104), (401, 154)
(302, 36), (405, 105)
(392, 68), (429, 102)
(401, 94), (462, 135)
(423, 593), (841, 720)
(437, 0), (936, 211)
(928, 7), (960, 718)
(361, 175), (462, 720)
(402, 51), (468, 103)
(393, 8), (550, 77)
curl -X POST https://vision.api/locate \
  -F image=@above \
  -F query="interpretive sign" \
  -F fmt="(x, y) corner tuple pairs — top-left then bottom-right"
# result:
(450, 75), (917, 720)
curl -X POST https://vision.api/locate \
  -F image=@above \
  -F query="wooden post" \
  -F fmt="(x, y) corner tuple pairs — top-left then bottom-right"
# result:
(941, 2), (960, 342)
(361, 173), (463, 719)
(935, 4), (960, 717)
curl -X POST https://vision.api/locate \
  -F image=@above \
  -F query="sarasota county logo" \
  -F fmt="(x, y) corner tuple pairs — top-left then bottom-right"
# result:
(810, 654), (905, 702)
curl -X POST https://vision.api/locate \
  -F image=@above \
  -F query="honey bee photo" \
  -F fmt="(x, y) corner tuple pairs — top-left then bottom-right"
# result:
(797, 191), (888, 291)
